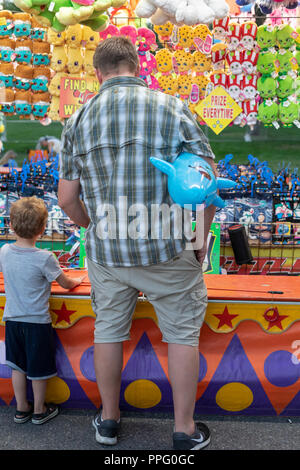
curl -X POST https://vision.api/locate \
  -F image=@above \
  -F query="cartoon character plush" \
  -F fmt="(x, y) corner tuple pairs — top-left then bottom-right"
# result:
(256, 24), (277, 51)
(276, 24), (295, 50)
(65, 24), (83, 48)
(276, 49), (295, 77)
(177, 25), (194, 50)
(242, 74), (258, 101)
(50, 45), (67, 72)
(240, 21), (257, 51)
(83, 48), (95, 76)
(173, 49), (193, 75)
(14, 64), (33, 91)
(153, 22), (174, 42)
(157, 73), (178, 95)
(242, 50), (259, 74)
(31, 15), (47, 41)
(15, 39), (33, 65)
(258, 100), (279, 127)
(276, 75), (295, 100)
(227, 23), (241, 51)
(211, 43), (227, 70)
(0, 38), (15, 63)
(227, 74), (243, 101)
(32, 66), (51, 93)
(155, 48), (173, 74)
(135, 0), (229, 26)
(257, 75), (277, 100)
(177, 74), (193, 101)
(0, 88), (15, 115)
(47, 28), (66, 45)
(226, 50), (243, 75)
(257, 51), (276, 76)
(243, 100), (258, 128)
(0, 62), (14, 88)
(279, 100), (299, 127)
(32, 41), (51, 66)
(31, 91), (50, 119)
(82, 25), (99, 49)
(15, 89), (32, 119)
(67, 47), (83, 74)
(13, 12), (32, 39)
(213, 16), (229, 40)
(48, 72), (66, 96)
(0, 11), (15, 38)
(48, 95), (62, 121)
(192, 51), (212, 75)
(210, 71), (228, 90)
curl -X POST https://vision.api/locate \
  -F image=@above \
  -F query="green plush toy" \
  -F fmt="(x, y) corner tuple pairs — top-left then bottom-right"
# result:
(277, 75), (295, 100)
(256, 24), (277, 51)
(279, 100), (299, 127)
(257, 51), (276, 76)
(276, 50), (294, 76)
(276, 24), (295, 50)
(258, 100), (279, 127)
(257, 76), (277, 100)
(13, 0), (124, 31)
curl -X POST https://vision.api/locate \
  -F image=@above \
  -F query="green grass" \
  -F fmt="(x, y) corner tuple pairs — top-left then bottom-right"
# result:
(2, 116), (300, 171)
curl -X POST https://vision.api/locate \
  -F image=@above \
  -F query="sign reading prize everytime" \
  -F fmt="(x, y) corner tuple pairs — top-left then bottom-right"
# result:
(196, 86), (242, 135)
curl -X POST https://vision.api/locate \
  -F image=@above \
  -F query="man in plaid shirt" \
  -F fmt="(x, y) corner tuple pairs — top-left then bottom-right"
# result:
(58, 36), (216, 451)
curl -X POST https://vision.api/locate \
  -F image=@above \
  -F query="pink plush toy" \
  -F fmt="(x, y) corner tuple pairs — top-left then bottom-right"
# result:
(139, 52), (157, 76)
(99, 24), (120, 40)
(137, 27), (157, 53)
(119, 25), (138, 45)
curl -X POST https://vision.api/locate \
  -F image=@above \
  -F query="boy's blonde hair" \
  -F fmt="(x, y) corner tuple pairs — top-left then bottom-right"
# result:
(10, 196), (48, 239)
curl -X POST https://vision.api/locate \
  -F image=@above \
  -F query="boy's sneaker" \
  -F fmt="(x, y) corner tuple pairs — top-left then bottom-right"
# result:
(173, 422), (211, 450)
(92, 410), (120, 446)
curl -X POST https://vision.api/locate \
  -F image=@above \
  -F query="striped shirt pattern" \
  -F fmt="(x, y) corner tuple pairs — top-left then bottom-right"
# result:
(59, 76), (215, 267)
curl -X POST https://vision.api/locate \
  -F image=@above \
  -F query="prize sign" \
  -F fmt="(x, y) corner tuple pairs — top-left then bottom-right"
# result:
(59, 76), (100, 118)
(195, 86), (242, 135)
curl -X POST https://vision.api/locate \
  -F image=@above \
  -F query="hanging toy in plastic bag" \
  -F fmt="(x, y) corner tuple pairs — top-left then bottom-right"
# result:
(150, 152), (237, 210)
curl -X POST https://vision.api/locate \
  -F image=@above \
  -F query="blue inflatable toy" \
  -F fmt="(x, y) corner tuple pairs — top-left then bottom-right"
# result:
(150, 152), (237, 209)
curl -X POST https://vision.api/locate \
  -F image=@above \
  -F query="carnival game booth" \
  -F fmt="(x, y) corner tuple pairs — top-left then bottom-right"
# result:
(1, 271), (300, 415)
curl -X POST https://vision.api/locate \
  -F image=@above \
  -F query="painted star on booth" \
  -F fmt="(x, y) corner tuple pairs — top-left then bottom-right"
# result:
(213, 306), (239, 329)
(52, 302), (76, 326)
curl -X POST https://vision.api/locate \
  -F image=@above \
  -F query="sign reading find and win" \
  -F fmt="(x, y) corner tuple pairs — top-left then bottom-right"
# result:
(195, 86), (242, 135)
(59, 76), (100, 119)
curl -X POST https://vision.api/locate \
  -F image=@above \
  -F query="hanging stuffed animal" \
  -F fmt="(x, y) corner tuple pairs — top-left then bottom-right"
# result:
(135, 0), (229, 26)
(257, 75), (277, 100)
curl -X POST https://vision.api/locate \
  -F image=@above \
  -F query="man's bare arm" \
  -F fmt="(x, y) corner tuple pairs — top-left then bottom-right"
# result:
(58, 179), (91, 229)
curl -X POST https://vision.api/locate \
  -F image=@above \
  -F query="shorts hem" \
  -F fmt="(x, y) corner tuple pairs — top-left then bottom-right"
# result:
(5, 360), (26, 374)
(28, 372), (57, 380)
(161, 338), (200, 347)
(94, 337), (130, 344)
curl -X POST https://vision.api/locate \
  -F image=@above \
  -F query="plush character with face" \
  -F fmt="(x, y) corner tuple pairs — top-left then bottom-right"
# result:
(155, 48), (173, 74)
(213, 16), (229, 40)
(65, 24), (83, 49)
(157, 74), (178, 95)
(14, 64), (33, 91)
(258, 100), (279, 127)
(47, 29), (66, 46)
(48, 72), (67, 96)
(173, 49), (193, 75)
(227, 74), (243, 101)
(32, 92), (51, 119)
(13, 12), (31, 39)
(15, 89), (32, 119)
(276, 24), (296, 50)
(32, 41), (51, 67)
(0, 88), (15, 115)
(279, 100), (299, 127)
(242, 50), (259, 75)
(242, 74), (258, 101)
(227, 22), (241, 51)
(257, 51), (276, 76)
(15, 39), (33, 65)
(32, 66), (51, 93)
(240, 21), (257, 51)
(257, 75), (277, 100)
(50, 45), (67, 73)
(276, 75), (295, 100)
(0, 11), (15, 38)
(82, 25), (99, 50)
(153, 22), (174, 42)
(226, 50), (243, 76)
(83, 49), (95, 76)
(67, 47), (83, 74)
(256, 24), (277, 51)
(0, 62), (14, 89)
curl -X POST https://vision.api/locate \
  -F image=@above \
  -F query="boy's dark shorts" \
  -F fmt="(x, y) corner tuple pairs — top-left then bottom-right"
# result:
(5, 320), (57, 380)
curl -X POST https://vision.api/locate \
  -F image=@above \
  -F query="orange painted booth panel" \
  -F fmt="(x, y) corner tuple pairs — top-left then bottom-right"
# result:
(0, 273), (300, 415)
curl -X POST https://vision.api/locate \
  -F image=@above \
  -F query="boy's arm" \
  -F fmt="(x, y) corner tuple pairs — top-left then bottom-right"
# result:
(56, 272), (86, 290)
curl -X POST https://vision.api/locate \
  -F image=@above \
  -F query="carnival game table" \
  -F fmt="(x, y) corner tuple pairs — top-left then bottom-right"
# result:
(1, 272), (300, 416)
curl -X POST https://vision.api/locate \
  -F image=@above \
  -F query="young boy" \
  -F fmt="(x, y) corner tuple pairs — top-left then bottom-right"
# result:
(0, 196), (85, 425)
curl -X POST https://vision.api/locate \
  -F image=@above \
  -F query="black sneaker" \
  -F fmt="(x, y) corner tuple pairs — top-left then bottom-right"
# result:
(92, 410), (120, 446)
(173, 422), (211, 450)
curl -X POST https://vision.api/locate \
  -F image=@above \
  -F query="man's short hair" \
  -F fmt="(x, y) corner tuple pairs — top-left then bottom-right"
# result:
(10, 196), (48, 239)
(93, 36), (139, 76)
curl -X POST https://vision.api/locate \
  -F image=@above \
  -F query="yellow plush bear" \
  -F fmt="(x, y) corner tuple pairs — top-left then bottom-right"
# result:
(50, 45), (67, 72)
(67, 47), (83, 74)
(47, 29), (66, 46)
(65, 24), (83, 49)
(82, 26), (99, 50)
(48, 72), (67, 97)
(83, 49), (95, 76)
(48, 95), (63, 122)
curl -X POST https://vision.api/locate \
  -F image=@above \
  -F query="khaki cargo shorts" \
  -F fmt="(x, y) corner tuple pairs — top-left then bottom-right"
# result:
(87, 249), (208, 347)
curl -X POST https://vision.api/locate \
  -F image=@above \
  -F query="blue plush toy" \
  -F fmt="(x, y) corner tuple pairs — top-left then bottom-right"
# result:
(150, 152), (237, 210)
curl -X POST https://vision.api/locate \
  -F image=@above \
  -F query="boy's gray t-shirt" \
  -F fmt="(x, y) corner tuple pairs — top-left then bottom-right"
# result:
(0, 244), (63, 323)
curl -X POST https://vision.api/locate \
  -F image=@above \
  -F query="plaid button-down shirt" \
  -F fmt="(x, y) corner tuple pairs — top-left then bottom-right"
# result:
(59, 76), (215, 267)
